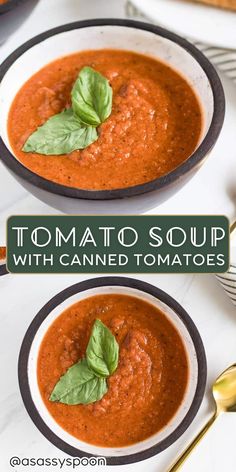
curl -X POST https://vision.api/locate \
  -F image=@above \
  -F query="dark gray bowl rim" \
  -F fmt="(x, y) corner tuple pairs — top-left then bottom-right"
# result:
(0, 262), (7, 275)
(0, 0), (31, 15)
(18, 276), (207, 465)
(0, 18), (225, 200)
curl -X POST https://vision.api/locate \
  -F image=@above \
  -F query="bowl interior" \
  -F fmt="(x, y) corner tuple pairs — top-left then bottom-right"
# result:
(0, 24), (214, 164)
(28, 285), (199, 457)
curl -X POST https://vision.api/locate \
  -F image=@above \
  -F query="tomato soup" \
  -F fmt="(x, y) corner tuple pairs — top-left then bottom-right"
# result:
(37, 294), (189, 447)
(8, 50), (202, 191)
(0, 246), (6, 260)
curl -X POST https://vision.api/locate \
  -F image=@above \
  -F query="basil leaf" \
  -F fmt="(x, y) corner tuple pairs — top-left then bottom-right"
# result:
(49, 320), (119, 406)
(72, 67), (112, 126)
(50, 358), (107, 405)
(86, 319), (119, 377)
(22, 108), (98, 155)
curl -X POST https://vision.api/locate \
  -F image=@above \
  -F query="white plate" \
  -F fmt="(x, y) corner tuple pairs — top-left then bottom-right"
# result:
(131, 0), (236, 49)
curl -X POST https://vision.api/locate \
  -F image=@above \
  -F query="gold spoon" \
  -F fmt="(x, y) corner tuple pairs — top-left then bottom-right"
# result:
(231, 220), (236, 237)
(167, 364), (236, 471)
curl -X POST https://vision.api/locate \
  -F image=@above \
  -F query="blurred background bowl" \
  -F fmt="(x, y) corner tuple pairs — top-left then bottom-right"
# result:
(0, 0), (39, 45)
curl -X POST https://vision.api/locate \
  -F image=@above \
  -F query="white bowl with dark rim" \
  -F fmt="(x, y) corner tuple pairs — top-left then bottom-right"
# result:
(0, 19), (225, 214)
(18, 276), (207, 465)
(0, 0), (38, 44)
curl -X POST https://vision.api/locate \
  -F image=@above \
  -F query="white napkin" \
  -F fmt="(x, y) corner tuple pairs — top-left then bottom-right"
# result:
(216, 265), (236, 306)
(126, 1), (236, 85)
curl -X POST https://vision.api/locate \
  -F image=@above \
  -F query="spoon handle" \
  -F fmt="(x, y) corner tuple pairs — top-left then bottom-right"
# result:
(230, 220), (236, 235)
(167, 413), (217, 471)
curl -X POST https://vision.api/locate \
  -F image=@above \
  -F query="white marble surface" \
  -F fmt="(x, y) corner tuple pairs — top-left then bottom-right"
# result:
(0, 1), (236, 471)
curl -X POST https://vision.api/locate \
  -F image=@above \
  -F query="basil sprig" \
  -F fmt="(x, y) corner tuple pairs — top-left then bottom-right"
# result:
(49, 358), (108, 405)
(86, 319), (119, 377)
(23, 67), (113, 156)
(49, 319), (119, 405)
(72, 67), (112, 127)
(23, 109), (98, 155)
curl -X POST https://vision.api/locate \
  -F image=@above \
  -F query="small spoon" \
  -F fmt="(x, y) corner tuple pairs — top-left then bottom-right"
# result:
(230, 220), (236, 238)
(167, 364), (236, 471)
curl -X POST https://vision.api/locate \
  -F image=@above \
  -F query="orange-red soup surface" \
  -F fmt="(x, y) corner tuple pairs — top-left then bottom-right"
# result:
(37, 294), (189, 447)
(8, 49), (202, 190)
